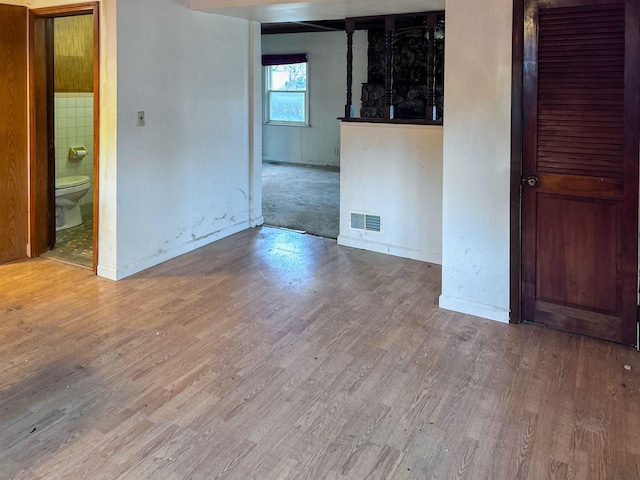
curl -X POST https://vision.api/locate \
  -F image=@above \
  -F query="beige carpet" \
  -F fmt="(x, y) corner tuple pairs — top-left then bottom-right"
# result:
(262, 162), (339, 239)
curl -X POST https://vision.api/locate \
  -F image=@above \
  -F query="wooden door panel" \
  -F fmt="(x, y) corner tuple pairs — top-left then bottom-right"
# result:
(536, 196), (618, 313)
(0, 4), (28, 265)
(536, 174), (622, 200)
(522, 0), (639, 345)
(535, 301), (622, 342)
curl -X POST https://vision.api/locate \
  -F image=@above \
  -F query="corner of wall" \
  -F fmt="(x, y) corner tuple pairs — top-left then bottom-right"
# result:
(249, 20), (263, 227)
(96, 0), (118, 281)
(439, 294), (510, 323)
(439, 0), (513, 321)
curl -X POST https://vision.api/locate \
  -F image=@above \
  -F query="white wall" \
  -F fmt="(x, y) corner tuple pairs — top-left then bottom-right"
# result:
(439, 0), (513, 322)
(54, 93), (95, 206)
(100, 0), (260, 280)
(338, 123), (443, 265)
(262, 30), (367, 167)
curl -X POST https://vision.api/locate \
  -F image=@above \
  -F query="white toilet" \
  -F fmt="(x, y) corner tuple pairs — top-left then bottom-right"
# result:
(55, 175), (91, 232)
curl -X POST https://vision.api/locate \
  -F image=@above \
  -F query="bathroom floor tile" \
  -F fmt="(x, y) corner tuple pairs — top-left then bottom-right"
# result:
(42, 203), (93, 268)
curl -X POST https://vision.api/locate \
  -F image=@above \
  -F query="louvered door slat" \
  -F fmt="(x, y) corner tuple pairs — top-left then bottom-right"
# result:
(536, 2), (625, 178)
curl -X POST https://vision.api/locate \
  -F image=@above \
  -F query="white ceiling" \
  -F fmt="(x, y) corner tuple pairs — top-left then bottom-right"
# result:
(190, 0), (446, 23)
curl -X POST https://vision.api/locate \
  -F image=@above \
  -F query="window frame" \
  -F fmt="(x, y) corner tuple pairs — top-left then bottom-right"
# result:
(264, 62), (310, 127)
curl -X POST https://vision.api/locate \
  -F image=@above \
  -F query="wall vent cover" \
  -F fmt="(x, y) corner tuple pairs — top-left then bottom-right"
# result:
(350, 212), (381, 232)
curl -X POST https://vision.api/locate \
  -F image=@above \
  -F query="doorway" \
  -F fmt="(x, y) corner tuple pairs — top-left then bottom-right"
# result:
(519, 0), (640, 345)
(261, 34), (342, 240)
(30, 3), (99, 270)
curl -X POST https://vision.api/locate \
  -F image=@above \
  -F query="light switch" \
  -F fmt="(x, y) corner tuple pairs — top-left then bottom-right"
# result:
(137, 111), (145, 127)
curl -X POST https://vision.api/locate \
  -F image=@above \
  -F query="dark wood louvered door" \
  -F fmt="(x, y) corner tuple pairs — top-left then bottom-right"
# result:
(522, 0), (640, 344)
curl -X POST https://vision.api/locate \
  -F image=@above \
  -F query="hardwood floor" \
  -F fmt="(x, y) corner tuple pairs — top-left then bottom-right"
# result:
(1, 226), (639, 479)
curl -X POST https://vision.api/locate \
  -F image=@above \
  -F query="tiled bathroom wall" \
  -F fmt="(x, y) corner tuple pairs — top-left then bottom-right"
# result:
(55, 92), (94, 205)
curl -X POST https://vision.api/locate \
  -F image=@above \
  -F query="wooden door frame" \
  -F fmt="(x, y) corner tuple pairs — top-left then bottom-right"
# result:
(511, 0), (640, 343)
(29, 2), (100, 272)
(510, 0), (525, 325)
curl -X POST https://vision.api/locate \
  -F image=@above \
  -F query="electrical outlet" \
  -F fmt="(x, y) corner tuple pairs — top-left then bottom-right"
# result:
(137, 111), (145, 127)
(333, 148), (340, 156)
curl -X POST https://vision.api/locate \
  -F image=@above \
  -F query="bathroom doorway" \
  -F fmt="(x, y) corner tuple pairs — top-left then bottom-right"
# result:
(30, 4), (99, 270)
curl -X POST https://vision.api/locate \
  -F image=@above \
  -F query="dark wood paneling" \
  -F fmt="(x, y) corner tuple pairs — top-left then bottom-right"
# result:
(0, 4), (28, 265)
(535, 300), (622, 342)
(54, 15), (93, 93)
(536, 196), (618, 313)
(536, 4), (625, 179)
(536, 173), (623, 199)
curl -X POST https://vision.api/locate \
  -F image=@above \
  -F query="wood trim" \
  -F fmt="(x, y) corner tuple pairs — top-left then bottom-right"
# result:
(621, 0), (640, 343)
(28, 12), (52, 257)
(91, 4), (100, 273)
(28, 11), (38, 257)
(261, 10), (446, 35)
(537, 0), (623, 6)
(510, 0), (524, 324)
(46, 18), (56, 249)
(426, 14), (436, 121)
(521, 0), (538, 322)
(29, 2), (100, 273)
(353, 10), (444, 29)
(338, 117), (443, 126)
(31, 2), (96, 17)
(344, 18), (355, 119)
(383, 15), (395, 121)
(262, 20), (346, 35)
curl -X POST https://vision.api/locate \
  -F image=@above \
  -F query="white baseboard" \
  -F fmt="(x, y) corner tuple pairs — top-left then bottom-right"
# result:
(337, 234), (442, 265)
(439, 294), (509, 323)
(251, 216), (264, 228)
(96, 264), (118, 281)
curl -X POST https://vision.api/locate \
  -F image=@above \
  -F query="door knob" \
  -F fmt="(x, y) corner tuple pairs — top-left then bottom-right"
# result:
(523, 176), (539, 188)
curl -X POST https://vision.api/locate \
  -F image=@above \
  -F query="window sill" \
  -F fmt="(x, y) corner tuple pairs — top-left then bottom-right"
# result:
(264, 121), (310, 127)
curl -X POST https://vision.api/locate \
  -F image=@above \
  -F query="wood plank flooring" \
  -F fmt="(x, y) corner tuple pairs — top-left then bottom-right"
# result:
(0, 226), (639, 479)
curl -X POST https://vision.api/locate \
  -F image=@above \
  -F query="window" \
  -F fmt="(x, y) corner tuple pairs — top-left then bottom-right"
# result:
(263, 55), (308, 126)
